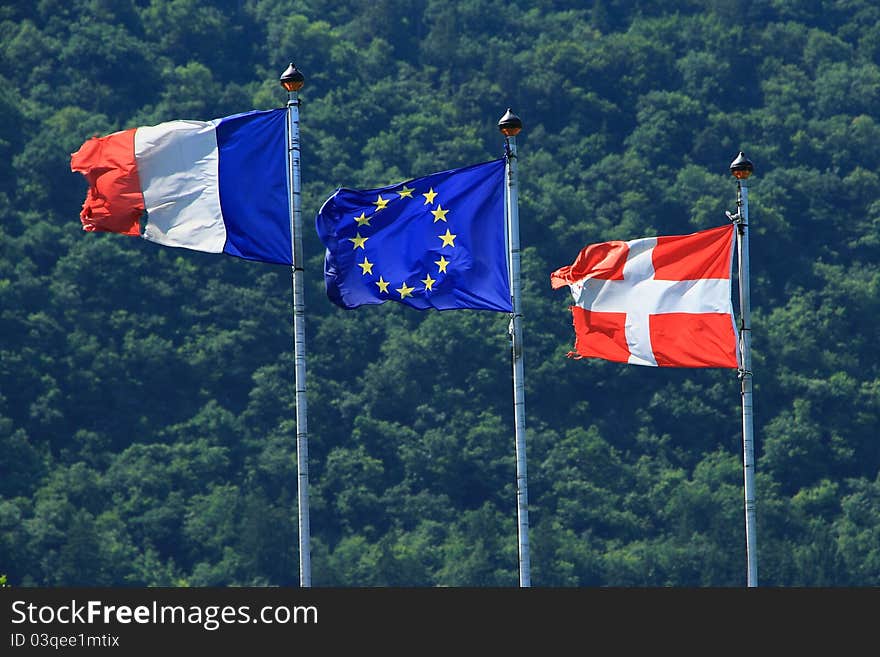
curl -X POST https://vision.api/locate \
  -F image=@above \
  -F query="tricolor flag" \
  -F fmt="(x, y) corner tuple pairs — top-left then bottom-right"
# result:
(316, 159), (512, 312)
(550, 224), (739, 368)
(70, 109), (292, 265)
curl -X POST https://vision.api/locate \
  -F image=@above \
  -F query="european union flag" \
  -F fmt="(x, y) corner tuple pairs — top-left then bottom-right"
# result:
(315, 158), (512, 312)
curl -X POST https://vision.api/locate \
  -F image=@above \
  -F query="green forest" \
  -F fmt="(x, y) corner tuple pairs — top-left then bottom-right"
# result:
(1, 0), (879, 587)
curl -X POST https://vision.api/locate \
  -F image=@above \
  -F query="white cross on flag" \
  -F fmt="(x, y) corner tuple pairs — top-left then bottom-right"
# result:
(550, 224), (739, 368)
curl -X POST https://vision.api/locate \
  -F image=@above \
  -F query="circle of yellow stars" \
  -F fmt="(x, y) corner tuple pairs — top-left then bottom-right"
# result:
(346, 182), (457, 300)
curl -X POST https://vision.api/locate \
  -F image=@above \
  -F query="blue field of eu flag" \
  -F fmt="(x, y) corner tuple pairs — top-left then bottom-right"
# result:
(315, 158), (512, 312)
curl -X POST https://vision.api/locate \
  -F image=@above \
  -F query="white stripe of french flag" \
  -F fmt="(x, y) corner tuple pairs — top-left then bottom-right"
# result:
(550, 224), (739, 368)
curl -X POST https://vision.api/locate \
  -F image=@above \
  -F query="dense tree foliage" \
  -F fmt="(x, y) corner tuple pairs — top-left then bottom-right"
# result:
(1, 0), (879, 586)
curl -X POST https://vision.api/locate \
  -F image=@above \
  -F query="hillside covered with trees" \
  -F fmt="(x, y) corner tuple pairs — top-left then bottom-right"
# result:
(1, 0), (879, 586)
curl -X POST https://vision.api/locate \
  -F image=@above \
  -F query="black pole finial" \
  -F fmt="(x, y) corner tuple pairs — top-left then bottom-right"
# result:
(498, 108), (523, 137)
(280, 63), (305, 92)
(730, 151), (754, 180)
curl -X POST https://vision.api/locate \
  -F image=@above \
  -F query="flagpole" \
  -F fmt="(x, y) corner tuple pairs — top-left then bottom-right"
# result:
(498, 109), (531, 587)
(280, 63), (311, 587)
(728, 151), (757, 587)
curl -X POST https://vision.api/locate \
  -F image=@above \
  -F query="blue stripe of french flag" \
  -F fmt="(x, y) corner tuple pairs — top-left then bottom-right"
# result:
(71, 109), (292, 265)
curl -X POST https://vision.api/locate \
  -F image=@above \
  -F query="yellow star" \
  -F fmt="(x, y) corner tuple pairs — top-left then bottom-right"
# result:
(438, 228), (457, 247)
(397, 185), (414, 199)
(358, 257), (374, 275)
(422, 188), (437, 205)
(348, 232), (368, 249)
(376, 276), (390, 294)
(430, 205), (449, 223)
(396, 282), (415, 299)
(373, 195), (389, 211)
(421, 273), (436, 291)
(435, 256), (450, 273)
(354, 212), (371, 226)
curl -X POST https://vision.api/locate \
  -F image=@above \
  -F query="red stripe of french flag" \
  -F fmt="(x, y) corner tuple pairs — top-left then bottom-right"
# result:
(70, 128), (143, 236)
(550, 224), (739, 368)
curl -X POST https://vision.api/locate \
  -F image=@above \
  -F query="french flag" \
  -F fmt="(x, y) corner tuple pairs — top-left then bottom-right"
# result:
(551, 224), (739, 368)
(70, 109), (292, 265)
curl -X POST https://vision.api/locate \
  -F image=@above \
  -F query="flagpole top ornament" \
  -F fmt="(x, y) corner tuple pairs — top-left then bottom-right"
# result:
(498, 108), (522, 137)
(280, 63), (305, 92)
(730, 151), (753, 180)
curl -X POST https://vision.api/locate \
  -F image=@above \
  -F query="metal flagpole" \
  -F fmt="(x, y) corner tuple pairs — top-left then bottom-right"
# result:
(498, 109), (531, 587)
(280, 63), (311, 587)
(727, 151), (757, 587)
